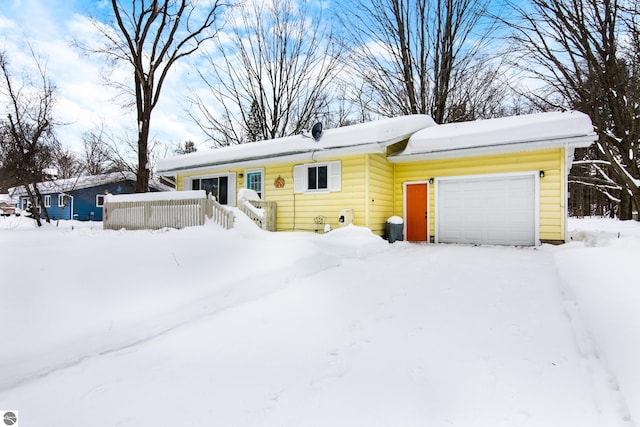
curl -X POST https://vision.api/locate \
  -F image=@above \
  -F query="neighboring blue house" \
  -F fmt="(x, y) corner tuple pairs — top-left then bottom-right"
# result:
(9, 172), (173, 221)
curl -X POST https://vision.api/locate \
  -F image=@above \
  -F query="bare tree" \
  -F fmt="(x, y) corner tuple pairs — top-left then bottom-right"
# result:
(174, 140), (197, 154)
(506, 0), (640, 220)
(0, 50), (59, 226)
(84, 0), (226, 192)
(339, 0), (504, 123)
(190, 0), (343, 146)
(80, 122), (132, 175)
(53, 147), (83, 179)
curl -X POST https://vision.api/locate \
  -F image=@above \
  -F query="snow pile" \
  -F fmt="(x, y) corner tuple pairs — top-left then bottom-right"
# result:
(237, 189), (265, 218)
(386, 215), (404, 224)
(551, 217), (640, 424)
(0, 216), (637, 426)
(237, 188), (261, 202)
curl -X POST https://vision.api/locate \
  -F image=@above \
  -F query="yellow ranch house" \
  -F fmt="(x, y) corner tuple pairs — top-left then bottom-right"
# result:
(156, 111), (596, 246)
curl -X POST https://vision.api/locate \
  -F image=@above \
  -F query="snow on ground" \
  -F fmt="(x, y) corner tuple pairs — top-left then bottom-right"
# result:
(0, 214), (637, 426)
(554, 218), (640, 425)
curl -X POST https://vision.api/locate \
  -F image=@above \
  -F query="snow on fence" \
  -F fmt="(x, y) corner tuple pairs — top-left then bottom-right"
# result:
(237, 189), (276, 231)
(103, 190), (234, 230)
(239, 200), (277, 231)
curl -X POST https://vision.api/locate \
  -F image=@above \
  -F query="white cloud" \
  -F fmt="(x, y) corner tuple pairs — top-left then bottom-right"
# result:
(0, 0), (210, 156)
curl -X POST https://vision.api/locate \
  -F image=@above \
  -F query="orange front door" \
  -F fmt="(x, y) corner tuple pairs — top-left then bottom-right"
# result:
(406, 183), (429, 242)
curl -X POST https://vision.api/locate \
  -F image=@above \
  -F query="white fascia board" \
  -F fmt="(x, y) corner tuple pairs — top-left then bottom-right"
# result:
(388, 135), (596, 164)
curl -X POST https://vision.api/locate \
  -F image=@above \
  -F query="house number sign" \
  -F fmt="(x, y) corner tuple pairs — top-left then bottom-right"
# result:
(274, 175), (285, 188)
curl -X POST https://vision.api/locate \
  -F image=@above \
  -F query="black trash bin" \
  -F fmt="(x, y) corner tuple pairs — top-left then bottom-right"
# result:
(385, 216), (404, 243)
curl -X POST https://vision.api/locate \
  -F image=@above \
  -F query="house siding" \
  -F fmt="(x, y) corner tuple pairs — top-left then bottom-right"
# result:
(33, 180), (162, 221)
(366, 153), (395, 235)
(175, 154), (379, 233)
(393, 148), (566, 242)
(263, 155), (368, 232)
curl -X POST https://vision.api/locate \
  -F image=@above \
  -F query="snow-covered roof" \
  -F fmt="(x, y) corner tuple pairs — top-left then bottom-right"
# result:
(8, 172), (174, 197)
(156, 115), (436, 174)
(0, 194), (17, 205)
(389, 111), (597, 163)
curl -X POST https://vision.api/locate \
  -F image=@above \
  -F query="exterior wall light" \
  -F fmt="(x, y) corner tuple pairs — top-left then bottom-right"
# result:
(428, 177), (434, 184)
(539, 170), (545, 178)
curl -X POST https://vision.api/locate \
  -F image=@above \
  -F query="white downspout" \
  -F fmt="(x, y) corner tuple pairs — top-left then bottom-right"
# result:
(564, 142), (570, 242)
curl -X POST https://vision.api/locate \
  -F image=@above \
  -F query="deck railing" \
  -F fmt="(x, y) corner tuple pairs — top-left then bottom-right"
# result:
(103, 194), (234, 230)
(238, 199), (277, 231)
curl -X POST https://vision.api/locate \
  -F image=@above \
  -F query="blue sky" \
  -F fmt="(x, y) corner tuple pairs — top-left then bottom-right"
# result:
(1, 0), (517, 159)
(0, 0), (213, 156)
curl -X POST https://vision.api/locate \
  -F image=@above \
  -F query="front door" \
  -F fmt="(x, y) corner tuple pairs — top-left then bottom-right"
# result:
(406, 183), (429, 242)
(193, 176), (229, 204)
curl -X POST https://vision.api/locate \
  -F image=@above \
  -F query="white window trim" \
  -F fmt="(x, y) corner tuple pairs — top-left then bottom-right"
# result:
(58, 194), (66, 207)
(96, 194), (105, 207)
(293, 161), (341, 194)
(44, 195), (51, 208)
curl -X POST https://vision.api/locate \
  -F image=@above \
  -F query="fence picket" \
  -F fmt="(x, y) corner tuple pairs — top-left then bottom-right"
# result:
(103, 197), (234, 230)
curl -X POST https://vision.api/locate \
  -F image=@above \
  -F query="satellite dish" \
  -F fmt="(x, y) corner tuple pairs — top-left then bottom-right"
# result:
(311, 122), (323, 141)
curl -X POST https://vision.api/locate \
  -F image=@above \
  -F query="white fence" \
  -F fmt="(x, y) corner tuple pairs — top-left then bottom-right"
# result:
(103, 196), (234, 230)
(238, 200), (277, 231)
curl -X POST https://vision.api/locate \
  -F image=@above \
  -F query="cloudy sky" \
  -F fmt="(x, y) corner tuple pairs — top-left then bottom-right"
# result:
(0, 0), (211, 155)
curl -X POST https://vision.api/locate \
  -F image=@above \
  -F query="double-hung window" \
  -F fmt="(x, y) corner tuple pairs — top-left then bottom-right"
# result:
(293, 161), (341, 194)
(307, 165), (328, 191)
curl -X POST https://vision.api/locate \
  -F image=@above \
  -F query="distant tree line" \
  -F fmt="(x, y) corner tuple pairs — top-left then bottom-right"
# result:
(1, 0), (638, 220)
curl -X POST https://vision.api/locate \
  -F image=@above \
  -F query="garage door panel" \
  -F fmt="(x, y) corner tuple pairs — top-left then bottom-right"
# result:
(437, 174), (536, 246)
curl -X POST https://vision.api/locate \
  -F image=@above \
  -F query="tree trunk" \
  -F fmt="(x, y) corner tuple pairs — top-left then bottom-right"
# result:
(24, 184), (42, 227)
(34, 185), (51, 223)
(620, 189), (632, 220)
(135, 118), (150, 193)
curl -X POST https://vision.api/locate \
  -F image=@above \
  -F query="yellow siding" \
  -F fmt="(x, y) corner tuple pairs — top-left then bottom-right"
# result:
(176, 155), (378, 233)
(366, 153), (395, 235)
(173, 148), (566, 241)
(393, 148), (567, 242)
(264, 155), (368, 232)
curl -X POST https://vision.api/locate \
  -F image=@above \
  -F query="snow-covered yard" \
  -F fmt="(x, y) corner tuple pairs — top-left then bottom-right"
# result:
(0, 214), (637, 426)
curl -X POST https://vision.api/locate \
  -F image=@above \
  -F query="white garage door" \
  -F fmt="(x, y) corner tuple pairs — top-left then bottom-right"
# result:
(437, 173), (537, 246)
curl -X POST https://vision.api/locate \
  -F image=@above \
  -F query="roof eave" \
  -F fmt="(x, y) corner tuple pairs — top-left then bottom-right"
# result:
(156, 140), (395, 175)
(388, 134), (597, 164)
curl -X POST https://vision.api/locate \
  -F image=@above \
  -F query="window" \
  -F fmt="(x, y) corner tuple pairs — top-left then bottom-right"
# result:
(58, 195), (67, 207)
(307, 165), (328, 190)
(293, 161), (341, 194)
(96, 195), (105, 207)
(245, 170), (264, 198)
(191, 176), (229, 204)
(44, 195), (51, 207)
